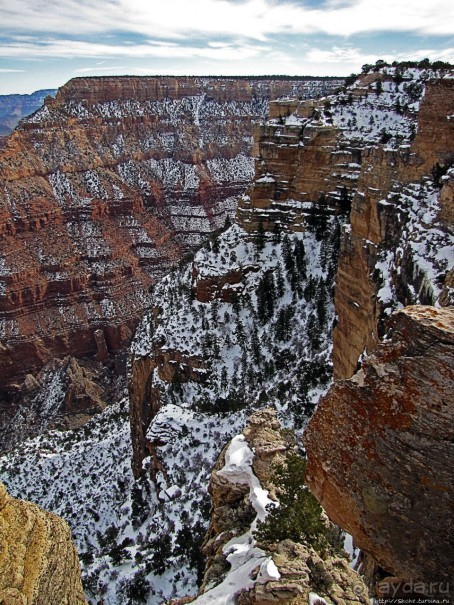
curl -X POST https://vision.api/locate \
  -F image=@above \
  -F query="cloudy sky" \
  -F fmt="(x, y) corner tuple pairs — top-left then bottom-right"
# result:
(0, 0), (453, 94)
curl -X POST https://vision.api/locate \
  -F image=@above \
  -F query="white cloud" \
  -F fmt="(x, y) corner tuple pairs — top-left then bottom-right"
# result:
(0, 68), (25, 72)
(1, 0), (453, 40)
(305, 45), (378, 65)
(75, 65), (127, 73)
(393, 47), (454, 63)
(0, 38), (268, 62)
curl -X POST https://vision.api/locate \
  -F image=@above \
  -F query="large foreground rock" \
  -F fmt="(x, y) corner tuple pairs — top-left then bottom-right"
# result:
(194, 408), (369, 605)
(0, 481), (87, 605)
(304, 306), (454, 592)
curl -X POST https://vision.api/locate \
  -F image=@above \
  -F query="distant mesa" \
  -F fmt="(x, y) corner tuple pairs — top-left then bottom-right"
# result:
(0, 89), (56, 139)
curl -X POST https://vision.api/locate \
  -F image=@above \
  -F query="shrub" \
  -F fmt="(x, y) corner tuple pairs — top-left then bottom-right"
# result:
(254, 452), (328, 554)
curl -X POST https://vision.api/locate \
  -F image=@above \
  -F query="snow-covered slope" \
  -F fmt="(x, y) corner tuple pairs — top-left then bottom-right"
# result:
(133, 219), (340, 428)
(374, 175), (454, 313)
(0, 213), (341, 604)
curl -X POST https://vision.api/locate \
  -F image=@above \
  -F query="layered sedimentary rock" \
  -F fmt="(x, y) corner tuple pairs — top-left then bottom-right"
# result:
(0, 356), (112, 451)
(304, 306), (454, 594)
(128, 66), (453, 480)
(0, 481), (87, 604)
(0, 75), (341, 395)
(331, 77), (454, 379)
(129, 343), (208, 477)
(0, 89), (56, 136)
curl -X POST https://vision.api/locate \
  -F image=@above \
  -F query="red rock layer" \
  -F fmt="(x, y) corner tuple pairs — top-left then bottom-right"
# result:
(0, 76), (341, 391)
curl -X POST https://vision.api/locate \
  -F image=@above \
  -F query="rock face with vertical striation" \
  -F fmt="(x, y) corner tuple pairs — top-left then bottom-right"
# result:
(331, 76), (454, 379)
(0, 481), (87, 604)
(0, 75), (341, 398)
(304, 306), (454, 593)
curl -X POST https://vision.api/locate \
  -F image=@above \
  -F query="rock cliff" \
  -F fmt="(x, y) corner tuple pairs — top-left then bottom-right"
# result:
(236, 66), (453, 379)
(0, 355), (114, 451)
(129, 215), (340, 477)
(304, 306), (454, 596)
(0, 481), (87, 604)
(332, 77), (454, 379)
(0, 63), (452, 605)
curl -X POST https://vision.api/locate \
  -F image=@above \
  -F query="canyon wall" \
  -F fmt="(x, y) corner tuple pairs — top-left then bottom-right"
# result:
(0, 89), (56, 137)
(332, 78), (454, 379)
(0, 65), (452, 604)
(236, 69), (454, 379)
(304, 306), (453, 594)
(0, 76), (341, 396)
(0, 481), (87, 604)
(128, 66), (453, 479)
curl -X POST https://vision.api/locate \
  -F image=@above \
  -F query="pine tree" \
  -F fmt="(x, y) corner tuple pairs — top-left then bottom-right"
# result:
(220, 367), (228, 391)
(211, 236), (220, 254)
(251, 327), (262, 364)
(170, 372), (182, 396)
(236, 318), (246, 345)
(276, 263), (285, 298)
(231, 291), (241, 314)
(256, 270), (276, 324)
(282, 234), (293, 272)
(272, 222), (282, 244)
(254, 452), (328, 553)
(255, 217), (266, 255)
(275, 306), (294, 341)
(212, 337), (220, 358)
(293, 238), (306, 276)
(304, 276), (316, 302)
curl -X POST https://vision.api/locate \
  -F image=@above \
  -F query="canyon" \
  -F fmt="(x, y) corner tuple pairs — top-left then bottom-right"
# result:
(0, 75), (341, 434)
(0, 63), (452, 604)
(0, 89), (56, 139)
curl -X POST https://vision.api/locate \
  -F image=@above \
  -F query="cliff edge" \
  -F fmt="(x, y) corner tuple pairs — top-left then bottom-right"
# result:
(304, 306), (453, 596)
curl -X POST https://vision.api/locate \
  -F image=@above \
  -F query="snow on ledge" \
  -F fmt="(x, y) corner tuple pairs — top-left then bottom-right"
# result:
(191, 434), (280, 604)
(218, 434), (274, 522)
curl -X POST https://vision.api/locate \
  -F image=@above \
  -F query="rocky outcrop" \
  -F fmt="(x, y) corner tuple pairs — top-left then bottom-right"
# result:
(0, 481), (87, 604)
(0, 76), (341, 398)
(0, 356), (112, 451)
(236, 68), (453, 380)
(129, 342), (207, 477)
(192, 408), (370, 605)
(236, 541), (369, 605)
(202, 408), (287, 588)
(237, 119), (342, 234)
(304, 306), (454, 595)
